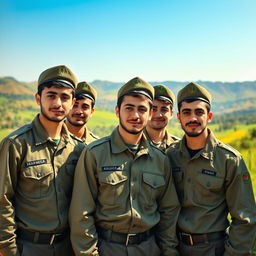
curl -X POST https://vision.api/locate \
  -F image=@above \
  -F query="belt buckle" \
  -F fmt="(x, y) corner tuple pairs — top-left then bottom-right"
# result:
(181, 232), (194, 246)
(125, 233), (137, 246)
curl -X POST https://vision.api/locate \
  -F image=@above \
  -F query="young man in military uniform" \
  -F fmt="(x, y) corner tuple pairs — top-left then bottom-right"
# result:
(66, 81), (98, 144)
(0, 65), (84, 256)
(145, 84), (179, 152)
(167, 82), (256, 256)
(69, 77), (180, 256)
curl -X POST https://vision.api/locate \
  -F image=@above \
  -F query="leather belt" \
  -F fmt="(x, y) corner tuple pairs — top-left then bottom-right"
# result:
(97, 226), (154, 246)
(16, 228), (68, 245)
(179, 230), (226, 245)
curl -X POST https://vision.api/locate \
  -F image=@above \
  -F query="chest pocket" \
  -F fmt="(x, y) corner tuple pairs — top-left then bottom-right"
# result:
(194, 173), (224, 206)
(141, 173), (165, 206)
(19, 164), (53, 199)
(98, 171), (128, 205)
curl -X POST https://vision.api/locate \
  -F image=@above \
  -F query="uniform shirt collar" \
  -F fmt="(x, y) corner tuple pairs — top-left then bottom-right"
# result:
(110, 127), (153, 157)
(180, 129), (217, 160)
(32, 115), (71, 146)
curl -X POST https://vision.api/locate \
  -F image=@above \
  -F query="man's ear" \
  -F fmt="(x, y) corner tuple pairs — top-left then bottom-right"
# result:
(177, 112), (181, 122)
(208, 112), (213, 123)
(115, 105), (120, 118)
(35, 93), (40, 105)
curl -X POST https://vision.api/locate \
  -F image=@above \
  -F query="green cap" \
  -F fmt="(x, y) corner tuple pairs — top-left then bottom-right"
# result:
(38, 65), (77, 90)
(154, 84), (175, 105)
(177, 82), (212, 105)
(75, 81), (97, 102)
(117, 77), (154, 101)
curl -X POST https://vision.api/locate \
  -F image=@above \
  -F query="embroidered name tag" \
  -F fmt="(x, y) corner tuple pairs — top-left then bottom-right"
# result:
(25, 159), (47, 167)
(172, 167), (181, 173)
(202, 169), (216, 176)
(102, 166), (123, 171)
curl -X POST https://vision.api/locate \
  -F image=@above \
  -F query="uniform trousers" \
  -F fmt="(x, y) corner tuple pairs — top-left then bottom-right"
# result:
(17, 235), (74, 256)
(178, 238), (225, 256)
(98, 235), (161, 256)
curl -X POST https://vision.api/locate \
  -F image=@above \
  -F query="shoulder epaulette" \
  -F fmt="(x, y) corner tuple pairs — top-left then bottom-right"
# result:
(7, 124), (33, 141)
(88, 136), (111, 149)
(217, 140), (241, 157)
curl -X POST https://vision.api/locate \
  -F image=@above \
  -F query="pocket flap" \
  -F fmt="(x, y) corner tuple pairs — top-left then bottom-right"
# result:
(143, 173), (165, 188)
(197, 173), (223, 190)
(23, 165), (52, 180)
(99, 171), (128, 185)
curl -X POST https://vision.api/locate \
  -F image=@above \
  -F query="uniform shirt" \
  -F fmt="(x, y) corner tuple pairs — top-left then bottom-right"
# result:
(167, 129), (256, 256)
(0, 115), (84, 256)
(144, 129), (179, 152)
(81, 125), (99, 144)
(69, 127), (180, 256)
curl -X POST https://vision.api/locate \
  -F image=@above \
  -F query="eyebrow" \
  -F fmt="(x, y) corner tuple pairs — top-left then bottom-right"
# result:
(46, 91), (58, 95)
(124, 103), (135, 107)
(46, 91), (71, 97)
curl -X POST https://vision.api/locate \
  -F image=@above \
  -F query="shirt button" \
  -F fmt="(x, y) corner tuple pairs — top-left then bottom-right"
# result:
(37, 172), (42, 178)
(111, 179), (115, 184)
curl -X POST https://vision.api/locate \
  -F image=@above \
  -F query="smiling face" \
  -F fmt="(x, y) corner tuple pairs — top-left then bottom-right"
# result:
(178, 100), (213, 138)
(35, 86), (75, 123)
(67, 97), (94, 127)
(116, 94), (152, 135)
(147, 99), (173, 130)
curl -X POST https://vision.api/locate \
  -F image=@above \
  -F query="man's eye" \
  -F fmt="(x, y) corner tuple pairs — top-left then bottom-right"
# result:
(62, 96), (70, 101)
(139, 107), (147, 113)
(196, 110), (204, 116)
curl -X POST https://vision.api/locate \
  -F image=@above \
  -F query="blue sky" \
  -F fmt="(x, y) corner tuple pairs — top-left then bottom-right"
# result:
(0, 0), (256, 82)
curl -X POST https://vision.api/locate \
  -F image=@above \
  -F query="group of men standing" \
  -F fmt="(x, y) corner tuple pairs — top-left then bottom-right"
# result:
(0, 65), (255, 256)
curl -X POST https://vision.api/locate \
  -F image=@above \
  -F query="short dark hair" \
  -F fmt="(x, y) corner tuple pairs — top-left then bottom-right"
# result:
(117, 92), (153, 109)
(178, 99), (211, 113)
(75, 94), (95, 108)
(37, 81), (75, 98)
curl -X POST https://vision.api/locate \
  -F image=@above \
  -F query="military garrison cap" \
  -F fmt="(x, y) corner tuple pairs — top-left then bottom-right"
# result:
(154, 84), (175, 105)
(117, 77), (154, 101)
(75, 81), (97, 102)
(38, 65), (77, 90)
(177, 82), (212, 105)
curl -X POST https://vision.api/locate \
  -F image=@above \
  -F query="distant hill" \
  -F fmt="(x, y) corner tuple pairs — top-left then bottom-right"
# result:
(0, 76), (256, 113)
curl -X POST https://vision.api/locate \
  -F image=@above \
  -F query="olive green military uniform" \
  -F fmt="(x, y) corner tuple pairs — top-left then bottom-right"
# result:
(167, 82), (256, 255)
(0, 65), (84, 256)
(167, 131), (256, 255)
(0, 116), (84, 256)
(79, 125), (98, 144)
(69, 128), (180, 256)
(73, 81), (98, 144)
(144, 129), (179, 152)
